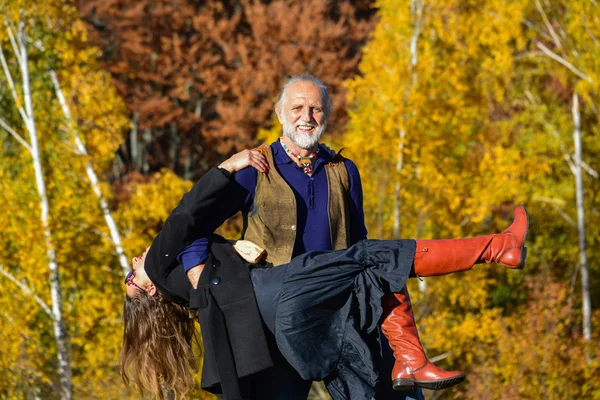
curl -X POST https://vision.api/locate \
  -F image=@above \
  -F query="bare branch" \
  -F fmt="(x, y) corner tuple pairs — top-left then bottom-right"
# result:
(580, 160), (599, 179)
(0, 46), (30, 125)
(580, 13), (600, 49)
(588, 97), (599, 115)
(532, 195), (566, 206)
(50, 70), (131, 276)
(524, 89), (538, 107)
(536, 42), (593, 82)
(5, 19), (23, 65)
(532, 196), (576, 226)
(522, 19), (555, 42)
(0, 46), (20, 103)
(546, 123), (598, 178)
(547, 124), (577, 174)
(429, 352), (451, 363)
(535, 0), (562, 50)
(565, 153), (577, 175)
(0, 117), (32, 153)
(0, 265), (53, 319)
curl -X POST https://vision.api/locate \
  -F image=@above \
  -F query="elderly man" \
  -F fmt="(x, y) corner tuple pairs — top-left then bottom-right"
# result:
(180, 75), (460, 399)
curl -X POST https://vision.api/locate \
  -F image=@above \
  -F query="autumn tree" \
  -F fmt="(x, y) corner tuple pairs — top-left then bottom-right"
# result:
(76, 0), (376, 179)
(342, 0), (599, 398)
(0, 1), (132, 397)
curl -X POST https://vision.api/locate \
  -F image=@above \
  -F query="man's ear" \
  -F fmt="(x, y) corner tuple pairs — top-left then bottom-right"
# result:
(275, 104), (284, 124)
(147, 283), (157, 297)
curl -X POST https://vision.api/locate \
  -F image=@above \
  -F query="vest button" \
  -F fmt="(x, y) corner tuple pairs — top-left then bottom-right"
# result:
(291, 225), (297, 230)
(211, 276), (221, 285)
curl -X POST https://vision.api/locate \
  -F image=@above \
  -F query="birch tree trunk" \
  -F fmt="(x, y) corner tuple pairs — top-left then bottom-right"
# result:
(571, 93), (591, 345)
(49, 71), (131, 277)
(533, 3), (594, 347)
(130, 112), (140, 170)
(17, 21), (72, 399)
(183, 147), (193, 180)
(393, 0), (422, 240)
(142, 127), (152, 174)
(169, 121), (180, 172)
(394, 0), (426, 293)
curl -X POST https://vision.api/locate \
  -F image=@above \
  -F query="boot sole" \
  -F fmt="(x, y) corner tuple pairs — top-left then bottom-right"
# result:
(414, 373), (466, 390)
(392, 378), (415, 391)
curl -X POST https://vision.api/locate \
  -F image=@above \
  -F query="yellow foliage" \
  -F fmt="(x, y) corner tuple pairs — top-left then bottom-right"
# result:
(1, 0), (599, 397)
(117, 169), (193, 256)
(342, 0), (600, 398)
(0, 1), (133, 397)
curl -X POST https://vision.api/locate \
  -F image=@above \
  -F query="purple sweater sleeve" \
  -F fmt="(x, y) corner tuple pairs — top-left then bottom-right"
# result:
(177, 166), (258, 271)
(345, 159), (368, 244)
(178, 237), (210, 272)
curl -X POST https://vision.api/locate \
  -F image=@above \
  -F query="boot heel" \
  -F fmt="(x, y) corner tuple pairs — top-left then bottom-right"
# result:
(518, 246), (528, 269)
(392, 378), (415, 391)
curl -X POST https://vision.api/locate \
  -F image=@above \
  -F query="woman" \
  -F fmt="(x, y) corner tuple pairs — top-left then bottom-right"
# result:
(120, 159), (528, 400)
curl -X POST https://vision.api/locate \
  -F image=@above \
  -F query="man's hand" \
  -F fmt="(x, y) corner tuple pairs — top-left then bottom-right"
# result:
(186, 264), (205, 289)
(218, 149), (270, 174)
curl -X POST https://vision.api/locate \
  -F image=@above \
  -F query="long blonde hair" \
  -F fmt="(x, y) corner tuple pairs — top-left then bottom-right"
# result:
(120, 291), (198, 399)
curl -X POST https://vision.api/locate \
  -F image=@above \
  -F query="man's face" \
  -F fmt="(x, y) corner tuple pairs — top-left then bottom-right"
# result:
(278, 81), (328, 149)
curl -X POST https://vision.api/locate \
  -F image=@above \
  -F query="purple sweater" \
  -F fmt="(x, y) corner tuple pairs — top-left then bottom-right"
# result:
(179, 141), (368, 271)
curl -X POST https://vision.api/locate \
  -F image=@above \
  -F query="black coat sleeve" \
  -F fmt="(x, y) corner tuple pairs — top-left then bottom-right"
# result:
(144, 168), (249, 303)
(143, 168), (273, 394)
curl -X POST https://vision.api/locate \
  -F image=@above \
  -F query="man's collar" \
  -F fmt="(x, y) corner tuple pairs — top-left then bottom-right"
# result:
(272, 141), (292, 165)
(272, 140), (334, 165)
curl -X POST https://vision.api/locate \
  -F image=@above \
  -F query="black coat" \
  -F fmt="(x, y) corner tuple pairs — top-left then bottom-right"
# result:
(144, 168), (273, 399)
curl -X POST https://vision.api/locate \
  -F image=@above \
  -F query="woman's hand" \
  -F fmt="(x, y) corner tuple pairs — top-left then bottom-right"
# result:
(218, 149), (270, 174)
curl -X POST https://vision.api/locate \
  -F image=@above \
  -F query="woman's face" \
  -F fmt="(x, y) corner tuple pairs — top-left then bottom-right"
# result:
(125, 248), (154, 298)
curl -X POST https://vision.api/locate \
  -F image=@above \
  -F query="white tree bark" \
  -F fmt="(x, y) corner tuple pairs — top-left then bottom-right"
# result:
(393, 128), (406, 240)
(49, 71), (131, 277)
(571, 93), (591, 344)
(394, 0), (423, 240)
(1, 20), (72, 399)
(130, 112), (139, 169)
(393, 0), (426, 293)
(142, 127), (151, 174)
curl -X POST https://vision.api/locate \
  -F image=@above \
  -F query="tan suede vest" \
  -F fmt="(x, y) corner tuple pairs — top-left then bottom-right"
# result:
(242, 144), (351, 265)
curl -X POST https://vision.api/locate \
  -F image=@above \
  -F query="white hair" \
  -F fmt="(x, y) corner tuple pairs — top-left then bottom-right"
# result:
(275, 75), (332, 120)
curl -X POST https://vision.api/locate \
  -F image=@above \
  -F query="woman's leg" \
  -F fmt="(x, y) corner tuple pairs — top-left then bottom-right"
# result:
(381, 288), (465, 391)
(412, 206), (528, 276)
(383, 206), (529, 391)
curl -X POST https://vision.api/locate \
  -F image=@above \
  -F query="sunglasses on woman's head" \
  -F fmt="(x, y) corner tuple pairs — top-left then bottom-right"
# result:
(124, 269), (145, 292)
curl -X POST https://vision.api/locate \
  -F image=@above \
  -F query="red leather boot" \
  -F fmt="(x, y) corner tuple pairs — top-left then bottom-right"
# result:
(381, 289), (465, 391)
(382, 206), (528, 391)
(413, 206), (529, 277)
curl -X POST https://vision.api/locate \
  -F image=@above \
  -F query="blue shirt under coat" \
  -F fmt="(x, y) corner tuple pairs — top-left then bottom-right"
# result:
(178, 140), (368, 271)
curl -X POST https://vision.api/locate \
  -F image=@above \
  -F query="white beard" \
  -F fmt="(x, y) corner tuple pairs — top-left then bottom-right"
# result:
(282, 120), (326, 149)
